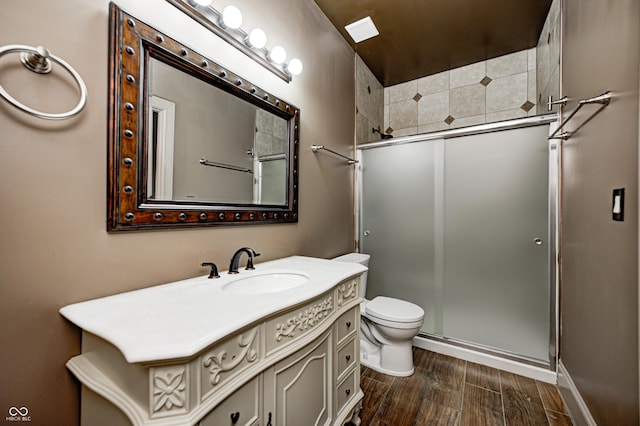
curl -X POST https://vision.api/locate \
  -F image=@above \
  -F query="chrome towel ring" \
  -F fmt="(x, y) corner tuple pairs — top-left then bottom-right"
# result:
(0, 44), (87, 120)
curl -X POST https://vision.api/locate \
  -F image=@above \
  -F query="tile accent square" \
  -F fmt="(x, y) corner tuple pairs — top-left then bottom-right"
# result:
(444, 115), (455, 125)
(521, 100), (535, 112)
(480, 76), (492, 86)
(385, 127), (393, 134)
(413, 93), (423, 102)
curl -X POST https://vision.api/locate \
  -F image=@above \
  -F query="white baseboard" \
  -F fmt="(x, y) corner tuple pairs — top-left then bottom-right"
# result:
(413, 335), (557, 384)
(557, 361), (597, 426)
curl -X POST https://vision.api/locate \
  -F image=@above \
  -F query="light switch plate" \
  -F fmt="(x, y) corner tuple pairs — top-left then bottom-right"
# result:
(612, 188), (625, 221)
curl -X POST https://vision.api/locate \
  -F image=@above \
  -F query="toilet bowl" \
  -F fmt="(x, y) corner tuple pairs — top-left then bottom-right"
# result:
(333, 253), (424, 377)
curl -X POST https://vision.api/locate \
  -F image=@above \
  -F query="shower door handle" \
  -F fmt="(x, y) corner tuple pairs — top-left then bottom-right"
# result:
(533, 238), (543, 245)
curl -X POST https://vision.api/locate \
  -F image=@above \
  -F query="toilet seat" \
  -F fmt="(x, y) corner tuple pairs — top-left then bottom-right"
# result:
(365, 296), (424, 323)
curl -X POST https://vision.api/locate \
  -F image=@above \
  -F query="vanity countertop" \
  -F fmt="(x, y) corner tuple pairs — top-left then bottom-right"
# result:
(60, 256), (366, 363)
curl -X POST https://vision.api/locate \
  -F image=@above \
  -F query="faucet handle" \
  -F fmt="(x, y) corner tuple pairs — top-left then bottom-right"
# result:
(245, 247), (260, 257)
(246, 252), (260, 270)
(201, 262), (220, 279)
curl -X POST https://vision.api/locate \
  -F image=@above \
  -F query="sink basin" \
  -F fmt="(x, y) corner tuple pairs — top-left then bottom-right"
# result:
(222, 271), (310, 294)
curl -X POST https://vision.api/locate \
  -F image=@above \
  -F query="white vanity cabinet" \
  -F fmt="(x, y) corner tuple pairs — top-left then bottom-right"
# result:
(263, 329), (333, 425)
(62, 257), (366, 426)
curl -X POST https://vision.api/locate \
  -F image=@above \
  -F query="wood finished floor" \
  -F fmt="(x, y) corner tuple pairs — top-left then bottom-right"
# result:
(356, 348), (573, 426)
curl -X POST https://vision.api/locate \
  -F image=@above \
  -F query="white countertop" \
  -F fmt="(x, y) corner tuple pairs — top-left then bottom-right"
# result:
(60, 256), (366, 363)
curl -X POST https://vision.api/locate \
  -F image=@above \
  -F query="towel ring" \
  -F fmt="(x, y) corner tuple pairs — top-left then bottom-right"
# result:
(0, 44), (87, 120)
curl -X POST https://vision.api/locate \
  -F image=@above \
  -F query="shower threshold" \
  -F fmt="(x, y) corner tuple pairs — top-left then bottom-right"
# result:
(414, 332), (557, 384)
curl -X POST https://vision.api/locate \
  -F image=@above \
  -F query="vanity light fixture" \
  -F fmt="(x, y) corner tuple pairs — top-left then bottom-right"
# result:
(166, 0), (302, 83)
(246, 28), (267, 49)
(187, 0), (212, 6)
(287, 58), (303, 76)
(220, 5), (242, 29)
(269, 45), (286, 64)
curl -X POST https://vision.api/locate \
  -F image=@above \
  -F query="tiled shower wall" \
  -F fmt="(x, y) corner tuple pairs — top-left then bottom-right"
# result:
(356, 54), (385, 144)
(382, 48), (538, 138)
(536, 0), (561, 114)
(355, 1), (560, 142)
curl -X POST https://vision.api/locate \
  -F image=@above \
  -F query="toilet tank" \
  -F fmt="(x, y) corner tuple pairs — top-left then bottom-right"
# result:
(332, 253), (370, 299)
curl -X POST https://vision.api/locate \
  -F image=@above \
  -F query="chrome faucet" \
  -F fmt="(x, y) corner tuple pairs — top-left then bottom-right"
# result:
(201, 262), (220, 279)
(228, 247), (260, 274)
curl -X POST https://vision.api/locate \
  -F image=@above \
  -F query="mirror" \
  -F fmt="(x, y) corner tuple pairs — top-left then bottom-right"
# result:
(107, 4), (300, 231)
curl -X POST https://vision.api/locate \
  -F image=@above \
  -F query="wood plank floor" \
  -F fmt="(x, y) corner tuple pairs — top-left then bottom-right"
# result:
(355, 348), (573, 426)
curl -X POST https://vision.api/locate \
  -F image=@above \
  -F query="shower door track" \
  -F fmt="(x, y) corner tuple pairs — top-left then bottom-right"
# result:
(356, 113), (560, 372)
(418, 332), (550, 370)
(357, 114), (557, 151)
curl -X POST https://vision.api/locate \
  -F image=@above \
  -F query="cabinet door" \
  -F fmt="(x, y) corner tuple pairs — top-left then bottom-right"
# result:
(265, 331), (332, 426)
(199, 376), (260, 426)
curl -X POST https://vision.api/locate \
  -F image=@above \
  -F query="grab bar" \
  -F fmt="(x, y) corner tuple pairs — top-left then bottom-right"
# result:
(311, 145), (358, 164)
(548, 91), (612, 140)
(199, 158), (252, 174)
(0, 44), (87, 120)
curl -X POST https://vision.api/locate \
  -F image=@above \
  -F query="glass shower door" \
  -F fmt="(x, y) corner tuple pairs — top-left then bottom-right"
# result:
(359, 140), (441, 334)
(360, 124), (551, 363)
(442, 126), (550, 362)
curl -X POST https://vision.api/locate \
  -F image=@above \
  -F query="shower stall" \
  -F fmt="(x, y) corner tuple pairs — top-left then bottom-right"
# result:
(357, 116), (558, 373)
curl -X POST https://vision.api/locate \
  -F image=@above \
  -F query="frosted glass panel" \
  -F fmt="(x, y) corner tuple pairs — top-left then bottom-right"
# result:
(359, 124), (551, 362)
(360, 141), (442, 334)
(442, 126), (549, 361)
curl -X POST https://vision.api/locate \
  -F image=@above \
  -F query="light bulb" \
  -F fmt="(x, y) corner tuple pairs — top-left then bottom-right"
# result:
(221, 5), (243, 29)
(269, 45), (286, 64)
(246, 28), (267, 49)
(287, 58), (303, 75)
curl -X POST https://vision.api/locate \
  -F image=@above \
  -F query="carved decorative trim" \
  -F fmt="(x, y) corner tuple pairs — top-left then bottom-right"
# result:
(337, 281), (358, 306)
(203, 327), (259, 386)
(150, 365), (188, 417)
(275, 296), (334, 341)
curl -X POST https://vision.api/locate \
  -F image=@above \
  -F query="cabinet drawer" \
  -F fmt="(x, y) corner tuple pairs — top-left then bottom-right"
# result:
(336, 308), (357, 344)
(265, 292), (334, 356)
(337, 337), (357, 378)
(336, 370), (357, 413)
(199, 376), (260, 426)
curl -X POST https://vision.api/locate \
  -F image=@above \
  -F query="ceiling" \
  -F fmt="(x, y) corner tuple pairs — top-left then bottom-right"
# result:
(313, 0), (553, 87)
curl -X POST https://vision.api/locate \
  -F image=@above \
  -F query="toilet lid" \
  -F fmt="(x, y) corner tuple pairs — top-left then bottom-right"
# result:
(365, 296), (424, 323)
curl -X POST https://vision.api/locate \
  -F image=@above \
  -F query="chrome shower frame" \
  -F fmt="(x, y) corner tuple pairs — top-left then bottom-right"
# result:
(355, 114), (560, 373)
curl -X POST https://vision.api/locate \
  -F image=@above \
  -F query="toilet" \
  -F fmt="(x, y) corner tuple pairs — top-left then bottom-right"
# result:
(333, 253), (424, 377)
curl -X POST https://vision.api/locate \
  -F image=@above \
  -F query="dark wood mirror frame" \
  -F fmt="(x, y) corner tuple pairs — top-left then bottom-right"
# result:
(107, 4), (300, 232)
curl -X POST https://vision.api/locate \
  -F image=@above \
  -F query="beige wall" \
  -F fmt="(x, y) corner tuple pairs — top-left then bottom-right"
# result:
(0, 1), (355, 424)
(560, 0), (639, 424)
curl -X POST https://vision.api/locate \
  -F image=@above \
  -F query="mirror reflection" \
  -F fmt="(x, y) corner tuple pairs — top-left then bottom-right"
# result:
(107, 4), (300, 231)
(148, 58), (288, 205)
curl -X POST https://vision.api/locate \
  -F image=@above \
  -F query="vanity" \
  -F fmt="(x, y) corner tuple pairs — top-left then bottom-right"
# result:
(61, 256), (367, 426)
